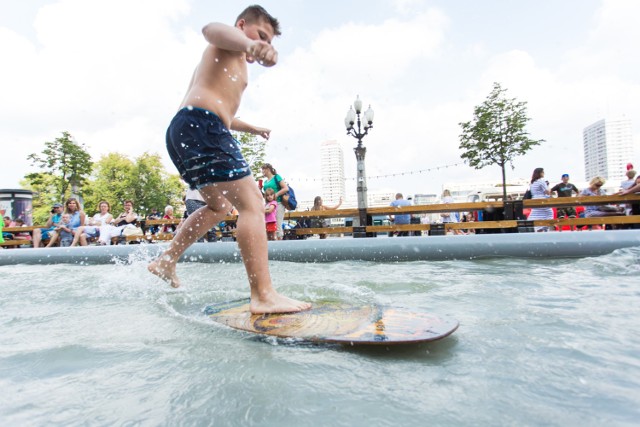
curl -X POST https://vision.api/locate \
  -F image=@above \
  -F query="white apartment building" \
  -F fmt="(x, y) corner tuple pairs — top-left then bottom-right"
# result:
(583, 117), (634, 183)
(320, 140), (345, 205)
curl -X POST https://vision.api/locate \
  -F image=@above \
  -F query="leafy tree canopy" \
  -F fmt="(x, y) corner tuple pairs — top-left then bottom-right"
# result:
(84, 152), (184, 217)
(26, 131), (93, 203)
(234, 131), (266, 178)
(459, 82), (544, 200)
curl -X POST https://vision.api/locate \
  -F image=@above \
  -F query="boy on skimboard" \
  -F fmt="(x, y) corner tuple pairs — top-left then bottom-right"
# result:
(149, 5), (310, 315)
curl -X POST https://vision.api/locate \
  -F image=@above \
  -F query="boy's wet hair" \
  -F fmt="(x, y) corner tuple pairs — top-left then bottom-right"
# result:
(236, 5), (281, 36)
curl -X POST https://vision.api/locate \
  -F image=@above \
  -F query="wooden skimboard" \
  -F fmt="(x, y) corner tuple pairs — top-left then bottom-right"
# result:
(204, 299), (458, 345)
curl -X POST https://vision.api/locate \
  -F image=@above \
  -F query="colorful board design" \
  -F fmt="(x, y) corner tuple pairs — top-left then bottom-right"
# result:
(204, 299), (458, 345)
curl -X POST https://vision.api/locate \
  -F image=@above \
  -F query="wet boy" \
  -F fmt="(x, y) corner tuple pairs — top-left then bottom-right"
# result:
(149, 5), (310, 314)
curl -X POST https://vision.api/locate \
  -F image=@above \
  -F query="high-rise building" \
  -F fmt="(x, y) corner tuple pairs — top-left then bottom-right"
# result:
(320, 140), (345, 204)
(583, 118), (634, 183)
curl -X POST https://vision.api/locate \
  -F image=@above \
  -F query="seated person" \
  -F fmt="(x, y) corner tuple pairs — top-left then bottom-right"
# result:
(2, 215), (13, 241)
(0, 212), (7, 244)
(161, 205), (176, 234)
(11, 218), (32, 241)
(45, 198), (85, 248)
(47, 213), (74, 247)
(32, 203), (64, 248)
(581, 176), (625, 217)
(184, 188), (217, 242)
(99, 200), (138, 244)
(71, 201), (113, 246)
(146, 207), (162, 235)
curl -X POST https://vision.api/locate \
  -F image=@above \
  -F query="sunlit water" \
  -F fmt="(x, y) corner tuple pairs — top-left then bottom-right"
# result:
(1, 247), (640, 426)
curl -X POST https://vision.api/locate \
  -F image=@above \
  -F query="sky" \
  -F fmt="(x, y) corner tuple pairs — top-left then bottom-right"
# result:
(1, 0), (639, 203)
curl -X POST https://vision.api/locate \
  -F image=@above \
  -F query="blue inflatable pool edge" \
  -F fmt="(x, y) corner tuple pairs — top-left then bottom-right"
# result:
(1, 230), (639, 265)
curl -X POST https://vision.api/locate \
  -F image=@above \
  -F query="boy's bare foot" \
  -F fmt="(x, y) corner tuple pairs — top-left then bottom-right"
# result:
(250, 291), (312, 314)
(148, 257), (181, 288)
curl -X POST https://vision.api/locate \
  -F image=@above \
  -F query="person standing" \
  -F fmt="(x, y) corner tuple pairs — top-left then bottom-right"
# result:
(264, 188), (278, 241)
(440, 189), (465, 235)
(147, 5), (310, 314)
(550, 173), (580, 219)
(260, 163), (289, 240)
(527, 168), (553, 231)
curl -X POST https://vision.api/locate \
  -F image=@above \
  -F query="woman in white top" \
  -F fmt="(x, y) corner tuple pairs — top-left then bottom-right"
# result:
(70, 201), (113, 246)
(526, 168), (553, 231)
(99, 200), (138, 245)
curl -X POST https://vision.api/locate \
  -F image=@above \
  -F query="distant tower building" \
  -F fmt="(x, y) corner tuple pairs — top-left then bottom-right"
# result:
(320, 140), (345, 204)
(583, 117), (634, 183)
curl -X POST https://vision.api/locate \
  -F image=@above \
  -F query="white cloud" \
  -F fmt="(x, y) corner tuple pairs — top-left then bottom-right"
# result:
(0, 0), (199, 184)
(239, 9), (450, 199)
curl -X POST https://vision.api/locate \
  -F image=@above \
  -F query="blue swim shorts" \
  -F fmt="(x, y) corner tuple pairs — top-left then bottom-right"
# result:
(40, 227), (55, 240)
(166, 107), (252, 189)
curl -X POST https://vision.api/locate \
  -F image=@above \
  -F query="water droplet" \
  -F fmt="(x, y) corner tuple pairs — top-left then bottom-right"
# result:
(187, 106), (194, 110)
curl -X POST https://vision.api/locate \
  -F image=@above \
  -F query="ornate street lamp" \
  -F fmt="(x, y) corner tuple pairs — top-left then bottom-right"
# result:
(344, 95), (374, 236)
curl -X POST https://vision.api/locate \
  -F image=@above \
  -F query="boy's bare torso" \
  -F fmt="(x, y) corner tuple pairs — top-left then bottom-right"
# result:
(179, 45), (248, 129)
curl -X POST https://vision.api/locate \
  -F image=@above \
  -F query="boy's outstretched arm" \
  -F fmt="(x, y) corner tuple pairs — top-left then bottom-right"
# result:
(230, 117), (271, 140)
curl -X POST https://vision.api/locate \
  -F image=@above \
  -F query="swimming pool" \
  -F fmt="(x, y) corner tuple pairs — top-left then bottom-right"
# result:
(1, 246), (639, 425)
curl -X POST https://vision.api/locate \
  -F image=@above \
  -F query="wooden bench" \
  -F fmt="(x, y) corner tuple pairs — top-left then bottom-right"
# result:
(0, 239), (33, 248)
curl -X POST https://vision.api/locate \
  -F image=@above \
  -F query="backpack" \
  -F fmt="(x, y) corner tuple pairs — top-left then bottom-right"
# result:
(281, 186), (297, 210)
(276, 176), (297, 210)
(523, 188), (532, 200)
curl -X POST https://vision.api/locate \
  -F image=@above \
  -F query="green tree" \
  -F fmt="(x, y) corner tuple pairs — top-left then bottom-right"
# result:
(85, 152), (184, 217)
(130, 152), (185, 217)
(83, 153), (136, 215)
(26, 131), (93, 203)
(234, 131), (266, 178)
(459, 82), (544, 201)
